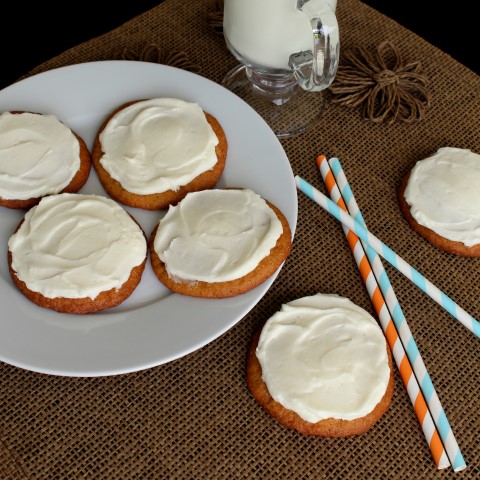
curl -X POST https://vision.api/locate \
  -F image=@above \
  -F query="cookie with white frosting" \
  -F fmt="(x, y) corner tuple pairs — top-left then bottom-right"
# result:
(8, 193), (148, 314)
(0, 111), (92, 209)
(399, 147), (480, 257)
(247, 294), (394, 437)
(92, 98), (228, 210)
(149, 188), (292, 298)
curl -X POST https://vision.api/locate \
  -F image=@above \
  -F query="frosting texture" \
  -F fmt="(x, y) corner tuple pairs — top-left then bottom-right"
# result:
(8, 193), (147, 300)
(256, 293), (390, 422)
(153, 189), (283, 282)
(0, 112), (80, 200)
(404, 147), (480, 246)
(99, 98), (219, 194)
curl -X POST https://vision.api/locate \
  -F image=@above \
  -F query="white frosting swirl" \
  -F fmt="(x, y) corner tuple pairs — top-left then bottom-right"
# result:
(256, 293), (390, 422)
(153, 189), (283, 282)
(99, 98), (219, 194)
(8, 193), (147, 300)
(404, 147), (480, 246)
(0, 112), (80, 200)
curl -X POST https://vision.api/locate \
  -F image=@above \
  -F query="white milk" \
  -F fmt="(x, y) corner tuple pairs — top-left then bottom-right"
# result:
(223, 0), (337, 70)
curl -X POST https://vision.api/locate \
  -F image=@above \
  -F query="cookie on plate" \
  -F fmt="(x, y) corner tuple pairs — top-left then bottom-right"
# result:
(149, 188), (292, 298)
(0, 111), (91, 210)
(8, 193), (148, 314)
(247, 293), (394, 437)
(399, 147), (480, 257)
(92, 98), (228, 210)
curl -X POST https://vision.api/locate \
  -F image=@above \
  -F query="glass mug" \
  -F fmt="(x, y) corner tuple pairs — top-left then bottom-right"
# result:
(222, 0), (340, 137)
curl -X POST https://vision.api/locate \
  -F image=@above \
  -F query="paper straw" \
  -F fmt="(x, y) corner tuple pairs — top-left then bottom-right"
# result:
(328, 157), (466, 471)
(316, 155), (450, 470)
(295, 174), (480, 340)
(325, 156), (467, 471)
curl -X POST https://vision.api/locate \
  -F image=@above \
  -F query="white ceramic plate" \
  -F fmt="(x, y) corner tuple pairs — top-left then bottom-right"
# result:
(0, 61), (297, 377)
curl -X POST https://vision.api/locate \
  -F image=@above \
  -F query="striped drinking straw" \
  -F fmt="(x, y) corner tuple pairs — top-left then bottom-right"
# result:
(325, 156), (466, 471)
(294, 174), (480, 340)
(316, 155), (450, 470)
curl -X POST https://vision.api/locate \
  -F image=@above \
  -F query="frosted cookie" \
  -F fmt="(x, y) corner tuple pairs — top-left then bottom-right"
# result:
(247, 294), (394, 437)
(0, 111), (91, 209)
(149, 188), (292, 298)
(8, 193), (148, 314)
(399, 147), (480, 257)
(92, 98), (228, 210)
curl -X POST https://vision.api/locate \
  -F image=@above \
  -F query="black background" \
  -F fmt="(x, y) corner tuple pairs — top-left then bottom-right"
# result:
(0, 1), (477, 91)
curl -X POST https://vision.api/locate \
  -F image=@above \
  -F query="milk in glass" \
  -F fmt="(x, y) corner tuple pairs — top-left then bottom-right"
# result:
(223, 0), (338, 71)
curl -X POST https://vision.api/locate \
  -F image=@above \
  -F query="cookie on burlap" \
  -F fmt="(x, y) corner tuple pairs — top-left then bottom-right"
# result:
(247, 293), (394, 437)
(149, 188), (292, 298)
(0, 111), (91, 210)
(8, 193), (147, 314)
(92, 98), (227, 210)
(398, 147), (480, 257)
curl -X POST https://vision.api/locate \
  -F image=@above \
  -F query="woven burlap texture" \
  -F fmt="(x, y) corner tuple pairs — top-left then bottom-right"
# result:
(1, 0), (479, 479)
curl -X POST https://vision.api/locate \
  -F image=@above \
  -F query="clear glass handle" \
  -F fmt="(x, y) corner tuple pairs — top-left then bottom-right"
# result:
(289, 0), (340, 92)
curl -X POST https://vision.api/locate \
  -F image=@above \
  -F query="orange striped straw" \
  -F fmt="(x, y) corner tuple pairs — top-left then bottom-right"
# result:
(317, 155), (450, 469)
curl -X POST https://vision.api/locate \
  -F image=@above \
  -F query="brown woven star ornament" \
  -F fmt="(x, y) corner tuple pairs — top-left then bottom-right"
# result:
(207, 0), (224, 36)
(328, 41), (431, 124)
(116, 43), (200, 74)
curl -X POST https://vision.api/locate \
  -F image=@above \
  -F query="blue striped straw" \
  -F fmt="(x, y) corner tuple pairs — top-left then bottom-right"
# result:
(294, 174), (480, 339)
(327, 157), (466, 472)
(317, 155), (450, 470)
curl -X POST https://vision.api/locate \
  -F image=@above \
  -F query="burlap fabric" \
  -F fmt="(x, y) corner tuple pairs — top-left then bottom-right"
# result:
(1, 0), (479, 478)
